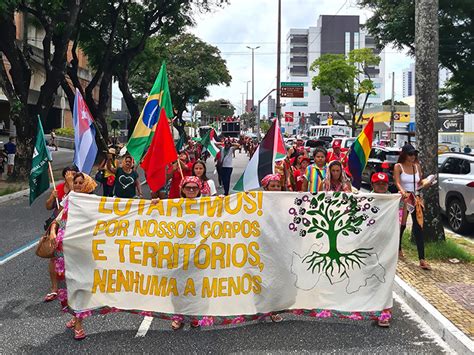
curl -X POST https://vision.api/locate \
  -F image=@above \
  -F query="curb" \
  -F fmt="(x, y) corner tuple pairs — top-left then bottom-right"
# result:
(394, 275), (474, 354)
(0, 187), (30, 204)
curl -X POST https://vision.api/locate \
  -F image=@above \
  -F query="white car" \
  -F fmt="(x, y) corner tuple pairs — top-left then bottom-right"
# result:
(438, 153), (474, 233)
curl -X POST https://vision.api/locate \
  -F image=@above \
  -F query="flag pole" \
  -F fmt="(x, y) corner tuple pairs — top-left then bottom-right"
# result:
(47, 161), (60, 209)
(177, 159), (184, 179)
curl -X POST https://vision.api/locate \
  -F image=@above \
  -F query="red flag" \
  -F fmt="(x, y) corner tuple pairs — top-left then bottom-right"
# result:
(140, 110), (178, 192)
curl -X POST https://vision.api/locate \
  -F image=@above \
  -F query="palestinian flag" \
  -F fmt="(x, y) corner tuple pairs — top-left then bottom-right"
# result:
(200, 129), (219, 157)
(233, 119), (286, 191)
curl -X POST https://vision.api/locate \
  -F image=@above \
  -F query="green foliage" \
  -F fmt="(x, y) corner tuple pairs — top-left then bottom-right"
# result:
(359, 0), (473, 112)
(310, 48), (381, 131)
(129, 33), (231, 117)
(401, 231), (473, 262)
(55, 127), (74, 137)
(260, 120), (271, 134)
(195, 99), (235, 120)
(382, 99), (409, 106)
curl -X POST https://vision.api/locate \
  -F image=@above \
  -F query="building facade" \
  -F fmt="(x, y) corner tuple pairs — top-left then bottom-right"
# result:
(267, 95), (276, 118)
(402, 63), (415, 98)
(0, 12), (106, 135)
(285, 15), (385, 127)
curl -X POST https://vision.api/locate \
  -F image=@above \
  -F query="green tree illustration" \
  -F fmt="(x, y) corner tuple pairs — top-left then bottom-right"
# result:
(290, 192), (378, 283)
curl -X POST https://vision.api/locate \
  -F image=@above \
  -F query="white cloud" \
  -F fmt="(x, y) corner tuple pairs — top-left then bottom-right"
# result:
(112, 0), (412, 112)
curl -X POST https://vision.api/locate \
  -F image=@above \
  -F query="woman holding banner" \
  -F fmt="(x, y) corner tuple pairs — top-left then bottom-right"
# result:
(49, 172), (97, 340)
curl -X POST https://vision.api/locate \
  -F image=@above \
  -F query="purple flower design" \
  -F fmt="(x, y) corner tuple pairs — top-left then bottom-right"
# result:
(379, 311), (392, 321)
(57, 288), (68, 302)
(348, 313), (364, 320)
(199, 316), (214, 326)
(171, 315), (184, 322)
(55, 257), (65, 274)
(56, 228), (65, 243)
(316, 310), (332, 318)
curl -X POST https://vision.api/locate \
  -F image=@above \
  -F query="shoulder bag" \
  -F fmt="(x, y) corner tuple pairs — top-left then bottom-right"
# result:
(35, 223), (57, 258)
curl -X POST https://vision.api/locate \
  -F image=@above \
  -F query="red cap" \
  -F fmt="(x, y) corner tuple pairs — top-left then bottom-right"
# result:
(371, 172), (389, 184)
(332, 140), (341, 148)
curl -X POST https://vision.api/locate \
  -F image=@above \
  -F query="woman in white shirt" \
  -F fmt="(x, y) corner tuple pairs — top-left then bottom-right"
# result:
(192, 160), (217, 196)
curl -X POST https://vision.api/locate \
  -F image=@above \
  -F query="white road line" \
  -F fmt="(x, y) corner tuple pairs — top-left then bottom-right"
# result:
(0, 239), (38, 266)
(135, 316), (153, 337)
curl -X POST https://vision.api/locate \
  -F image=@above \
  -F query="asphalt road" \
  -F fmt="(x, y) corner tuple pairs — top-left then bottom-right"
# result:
(0, 150), (452, 353)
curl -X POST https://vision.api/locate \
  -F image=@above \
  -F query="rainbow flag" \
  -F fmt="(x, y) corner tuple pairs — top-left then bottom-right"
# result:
(348, 118), (374, 189)
(126, 62), (173, 162)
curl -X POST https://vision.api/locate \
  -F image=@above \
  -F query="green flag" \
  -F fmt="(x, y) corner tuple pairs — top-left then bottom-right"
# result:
(175, 133), (186, 152)
(29, 116), (52, 205)
(200, 129), (219, 158)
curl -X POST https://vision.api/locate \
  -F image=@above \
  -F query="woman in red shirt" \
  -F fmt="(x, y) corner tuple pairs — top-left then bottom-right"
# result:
(167, 151), (193, 199)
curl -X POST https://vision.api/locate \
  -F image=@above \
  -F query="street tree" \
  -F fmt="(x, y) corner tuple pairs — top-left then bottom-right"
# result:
(63, 1), (225, 140)
(310, 48), (381, 135)
(239, 112), (256, 131)
(128, 33), (231, 138)
(0, 0), (82, 178)
(195, 99), (235, 125)
(382, 99), (408, 106)
(414, 0), (445, 241)
(359, 0), (473, 113)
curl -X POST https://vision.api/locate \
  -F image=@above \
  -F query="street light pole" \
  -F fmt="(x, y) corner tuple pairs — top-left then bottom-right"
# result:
(247, 46), (260, 127)
(276, 0), (282, 125)
(390, 71), (395, 146)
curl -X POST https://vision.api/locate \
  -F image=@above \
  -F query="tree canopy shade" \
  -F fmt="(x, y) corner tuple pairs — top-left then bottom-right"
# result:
(359, 0), (474, 112)
(382, 99), (409, 106)
(128, 33), (232, 138)
(0, 0), (82, 178)
(310, 48), (381, 134)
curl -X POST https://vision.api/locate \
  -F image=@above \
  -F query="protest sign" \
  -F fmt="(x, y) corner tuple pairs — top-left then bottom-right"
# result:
(61, 191), (399, 323)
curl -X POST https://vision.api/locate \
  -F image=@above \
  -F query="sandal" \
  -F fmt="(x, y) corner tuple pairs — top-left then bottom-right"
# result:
(66, 318), (76, 329)
(378, 319), (390, 328)
(74, 328), (86, 341)
(171, 320), (184, 330)
(271, 314), (283, 323)
(420, 260), (431, 270)
(44, 292), (58, 302)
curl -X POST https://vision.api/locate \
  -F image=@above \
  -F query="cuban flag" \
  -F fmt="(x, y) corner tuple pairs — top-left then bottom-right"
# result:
(73, 88), (98, 174)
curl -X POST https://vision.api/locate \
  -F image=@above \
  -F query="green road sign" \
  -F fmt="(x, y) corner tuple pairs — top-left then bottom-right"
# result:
(281, 82), (304, 87)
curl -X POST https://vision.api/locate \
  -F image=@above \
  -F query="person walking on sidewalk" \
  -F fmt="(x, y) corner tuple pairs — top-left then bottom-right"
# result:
(4, 136), (16, 176)
(393, 144), (431, 270)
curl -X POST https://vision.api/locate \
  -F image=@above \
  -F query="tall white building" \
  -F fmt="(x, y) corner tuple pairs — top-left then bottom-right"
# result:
(285, 15), (385, 122)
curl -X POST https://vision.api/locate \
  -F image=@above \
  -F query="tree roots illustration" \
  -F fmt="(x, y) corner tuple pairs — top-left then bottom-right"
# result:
(303, 247), (373, 282)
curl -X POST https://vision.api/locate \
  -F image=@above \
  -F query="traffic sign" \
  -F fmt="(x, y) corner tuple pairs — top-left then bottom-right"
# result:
(281, 86), (304, 98)
(281, 82), (304, 87)
(284, 112), (294, 123)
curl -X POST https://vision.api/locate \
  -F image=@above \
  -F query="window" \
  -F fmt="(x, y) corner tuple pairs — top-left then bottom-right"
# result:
(354, 32), (360, 50)
(441, 157), (462, 174)
(460, 160), (471, 174)
(385, 151), (400, 163)
(345, 32), (351, 56)
(438, 155), (448, 168)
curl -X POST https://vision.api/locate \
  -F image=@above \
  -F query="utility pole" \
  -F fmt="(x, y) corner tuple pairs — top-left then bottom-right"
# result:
(275, 0), (282, 125)
(247, 46), (260, 119)
(390, 72), (395, 146)
(246, 80), (250, 112)
(257, 88), (277, 141)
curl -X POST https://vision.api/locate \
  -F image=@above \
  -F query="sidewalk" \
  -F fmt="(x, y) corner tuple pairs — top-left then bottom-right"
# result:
(396, 257), (474, 341)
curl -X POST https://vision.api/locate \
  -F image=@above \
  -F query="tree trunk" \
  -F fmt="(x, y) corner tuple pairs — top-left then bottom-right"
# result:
(116, 68), (140, 138)
(415, 0), (445, 242)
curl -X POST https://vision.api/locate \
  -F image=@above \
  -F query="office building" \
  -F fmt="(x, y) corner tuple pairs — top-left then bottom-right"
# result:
(267, 95), (276, 118)
(402, 63), (415, 98)
(285, 15), (385, 119)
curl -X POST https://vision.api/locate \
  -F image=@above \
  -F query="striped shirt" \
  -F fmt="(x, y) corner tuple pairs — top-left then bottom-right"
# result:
(305, 164), (327, 193)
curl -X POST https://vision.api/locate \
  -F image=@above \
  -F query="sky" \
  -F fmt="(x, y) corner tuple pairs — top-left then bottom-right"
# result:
(112, 0), (414, 114)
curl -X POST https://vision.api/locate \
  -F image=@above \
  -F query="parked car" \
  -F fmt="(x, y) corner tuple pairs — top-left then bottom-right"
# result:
(361, 147), (401, 192)
(438, 153), (474, 233)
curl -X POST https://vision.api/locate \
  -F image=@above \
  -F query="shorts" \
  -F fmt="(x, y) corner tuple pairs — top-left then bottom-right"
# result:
(7, 154), (15, 165)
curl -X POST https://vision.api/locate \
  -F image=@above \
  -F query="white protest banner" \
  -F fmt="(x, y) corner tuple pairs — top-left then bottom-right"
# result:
(59, 191), (399, 324)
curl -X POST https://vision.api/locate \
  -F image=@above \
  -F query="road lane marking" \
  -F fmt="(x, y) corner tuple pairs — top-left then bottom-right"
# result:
(135, 316), (153, 337)
(0, 238), (39, 266)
